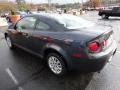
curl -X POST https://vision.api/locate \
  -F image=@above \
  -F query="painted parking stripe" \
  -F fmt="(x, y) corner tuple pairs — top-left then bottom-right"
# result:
(5, 68), (24, 90)
(6, 68), (18, 84)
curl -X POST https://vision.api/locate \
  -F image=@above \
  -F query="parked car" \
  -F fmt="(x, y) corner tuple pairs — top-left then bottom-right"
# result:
(16, 11), (28, 18)
(98, 7), (120, 19)
(0, 17), (8, 29)
(29, 11), (39, 14)
(86, 7), (95, 11)
(6, 11), (27, 23)
(5, 14), (117, 76)
(96, 7), (106, 11)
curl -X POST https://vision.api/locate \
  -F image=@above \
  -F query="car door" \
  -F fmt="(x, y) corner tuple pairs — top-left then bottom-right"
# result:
(118, 7), (120, 16)
(112, 7), (119, 16)
(31, 19), (52, 54)
(14, 16), (37, 50)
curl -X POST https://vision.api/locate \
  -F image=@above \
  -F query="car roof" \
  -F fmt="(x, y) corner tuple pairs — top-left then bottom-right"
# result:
(27, 13), (78, 20)
(37, 13), (62, 18)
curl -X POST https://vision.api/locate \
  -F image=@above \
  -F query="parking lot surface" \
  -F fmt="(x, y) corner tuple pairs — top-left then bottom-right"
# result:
(0, 11), (120, 90)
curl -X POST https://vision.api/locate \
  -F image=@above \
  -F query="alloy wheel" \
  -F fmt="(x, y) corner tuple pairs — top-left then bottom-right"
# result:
(6, 37), (12, 48)
(48, 56), (62, 74)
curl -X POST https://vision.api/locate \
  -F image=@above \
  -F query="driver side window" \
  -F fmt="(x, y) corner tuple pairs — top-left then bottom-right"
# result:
(16, 17), (36, 30)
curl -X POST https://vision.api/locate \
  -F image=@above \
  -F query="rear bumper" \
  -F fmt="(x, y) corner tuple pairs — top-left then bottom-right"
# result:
(68, 40), (117, 72)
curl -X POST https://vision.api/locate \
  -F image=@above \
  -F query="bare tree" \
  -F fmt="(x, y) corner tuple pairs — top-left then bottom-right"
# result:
(16, 0), (26, 10)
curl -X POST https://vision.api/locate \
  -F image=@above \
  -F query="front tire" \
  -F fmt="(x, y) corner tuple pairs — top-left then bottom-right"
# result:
(47, 53), (67, 76)
(6, 36), (15, 49)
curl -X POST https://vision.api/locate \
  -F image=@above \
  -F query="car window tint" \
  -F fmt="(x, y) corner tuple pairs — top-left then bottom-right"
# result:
(36, 21), (50, 30)
(16, 17), (36, 30)
(113, 7), (119, 11)
(54, 15), (94, 30)
(118, 8), (120, 12)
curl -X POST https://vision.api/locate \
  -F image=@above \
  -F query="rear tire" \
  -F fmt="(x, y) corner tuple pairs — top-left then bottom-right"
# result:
(6, 36), (15, 49)
(101, 14), (109, 19)
(46, 53), (67, 76)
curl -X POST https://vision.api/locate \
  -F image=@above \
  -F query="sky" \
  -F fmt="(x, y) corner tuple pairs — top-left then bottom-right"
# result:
(10, 0), (87, 4)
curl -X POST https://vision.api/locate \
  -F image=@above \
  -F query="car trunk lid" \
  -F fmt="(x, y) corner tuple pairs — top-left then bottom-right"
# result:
(69, 25), (113, 53)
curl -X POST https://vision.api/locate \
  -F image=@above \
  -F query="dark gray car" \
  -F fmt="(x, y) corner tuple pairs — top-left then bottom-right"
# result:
(5, 14), (117, 76)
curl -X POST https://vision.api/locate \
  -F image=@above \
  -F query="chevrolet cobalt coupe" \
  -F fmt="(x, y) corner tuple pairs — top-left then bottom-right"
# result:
(5, 14), (117, 76)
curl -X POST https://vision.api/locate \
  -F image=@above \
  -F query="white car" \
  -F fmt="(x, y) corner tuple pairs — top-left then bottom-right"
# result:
(0, 17), (8, 28)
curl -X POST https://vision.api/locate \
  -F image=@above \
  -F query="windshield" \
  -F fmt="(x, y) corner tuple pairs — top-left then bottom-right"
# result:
(55, 15), (95, 29)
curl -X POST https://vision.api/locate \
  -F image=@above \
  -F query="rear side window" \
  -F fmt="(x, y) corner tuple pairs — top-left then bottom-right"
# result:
(113, 7), (119, 11)
(54, 15), (94, 30)
(118, 7), (120, 12)
(16, 16), (36, 30)
(36, 21), (50, 30)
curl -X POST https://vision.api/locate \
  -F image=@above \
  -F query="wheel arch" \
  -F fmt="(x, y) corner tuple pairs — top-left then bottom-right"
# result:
(4, 33), (8, 39)
(43, 46), (70, 69)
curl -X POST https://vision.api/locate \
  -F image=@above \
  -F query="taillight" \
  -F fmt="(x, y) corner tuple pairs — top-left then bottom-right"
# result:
(88, 42), (99, 52)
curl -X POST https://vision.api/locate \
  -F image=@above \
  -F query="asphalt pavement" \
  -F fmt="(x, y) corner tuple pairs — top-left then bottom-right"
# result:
(0, 11), (120, 90)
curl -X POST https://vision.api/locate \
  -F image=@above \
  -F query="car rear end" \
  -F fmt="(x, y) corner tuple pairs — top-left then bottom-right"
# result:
(68, 30), (117, 72)
(49, 14), (117, 72)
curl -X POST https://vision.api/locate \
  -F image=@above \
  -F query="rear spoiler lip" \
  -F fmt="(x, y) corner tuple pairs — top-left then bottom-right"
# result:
(86, 29), (113, 45)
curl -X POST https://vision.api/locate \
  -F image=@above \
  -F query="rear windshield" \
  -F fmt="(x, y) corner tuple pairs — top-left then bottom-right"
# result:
(54, 15), (94, 30)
